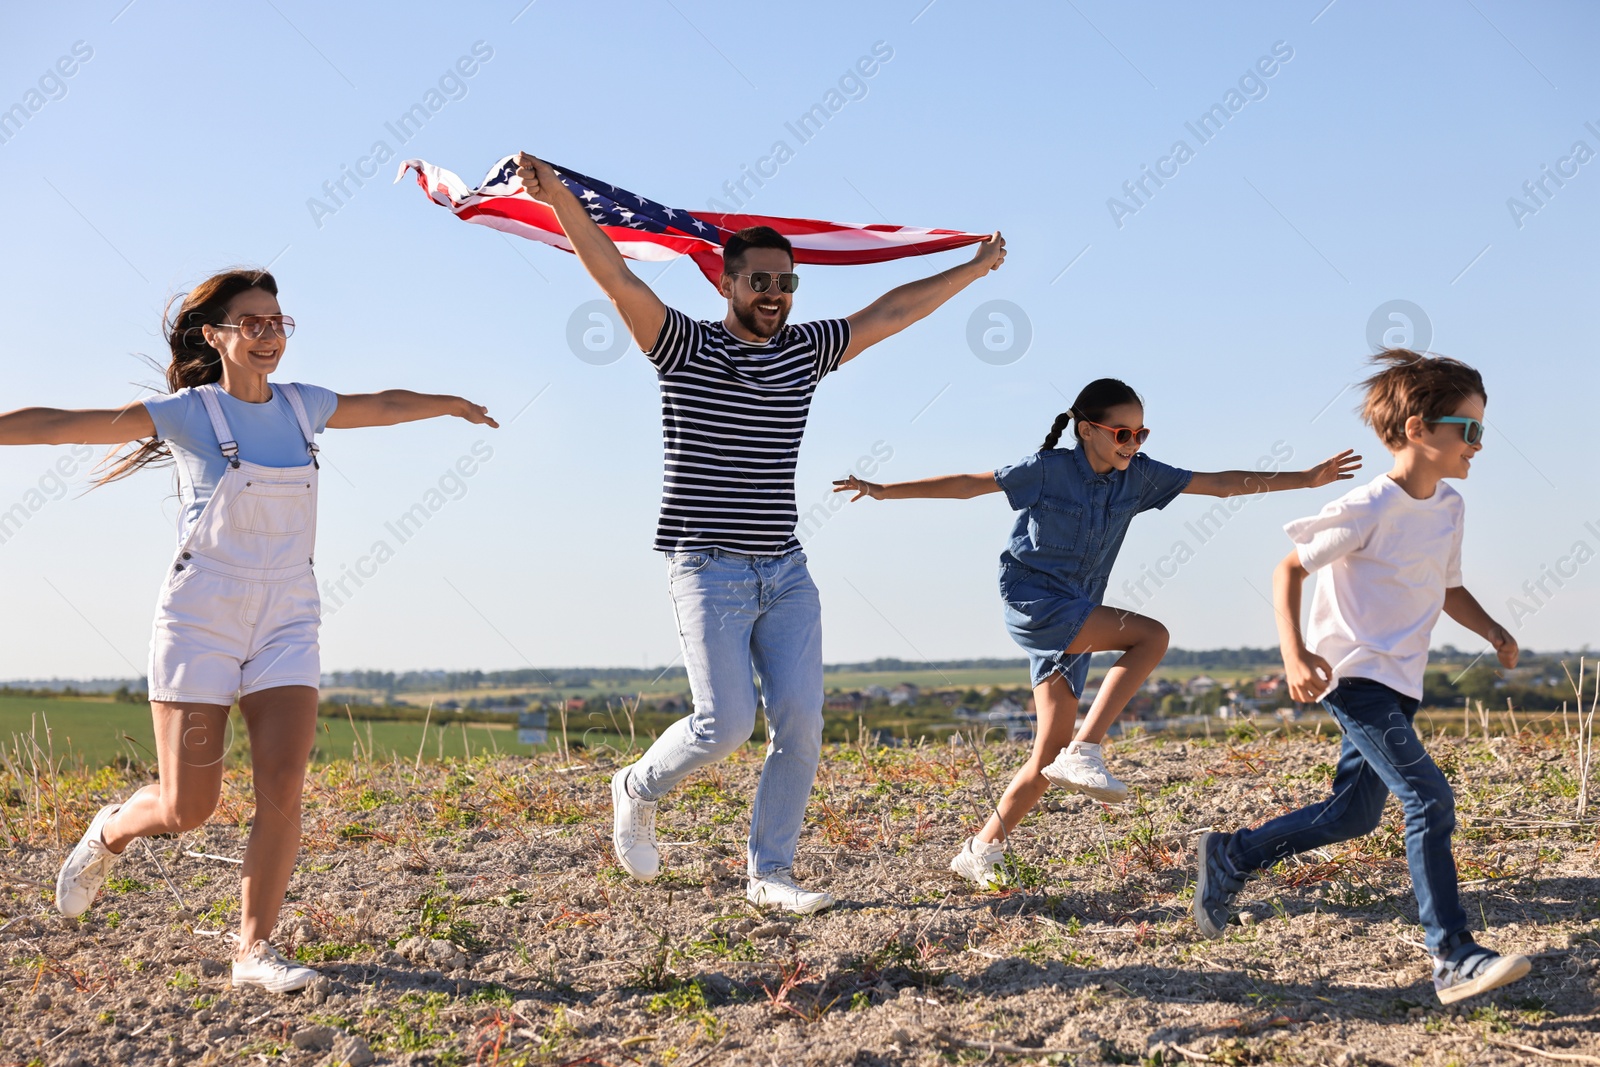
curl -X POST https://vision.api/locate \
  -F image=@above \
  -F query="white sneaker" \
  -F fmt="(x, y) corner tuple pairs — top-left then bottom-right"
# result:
(949, 836), (1006, 889)
(231, 940), (317, 993)
(746, 870), (835, 915)
(55, 803), (123, 918)
(1042, 741), (1129, 803)
(611, 767), (659, 881)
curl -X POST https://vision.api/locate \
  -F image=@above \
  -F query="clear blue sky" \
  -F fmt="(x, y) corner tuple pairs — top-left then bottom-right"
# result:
(0, 1), (1594, 680)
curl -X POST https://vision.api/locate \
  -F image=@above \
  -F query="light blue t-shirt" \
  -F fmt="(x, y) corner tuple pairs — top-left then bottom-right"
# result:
(143, 382), (339, 545)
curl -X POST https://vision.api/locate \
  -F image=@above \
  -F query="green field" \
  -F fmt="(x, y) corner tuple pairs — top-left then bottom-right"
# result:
(0, 696), (553, 770)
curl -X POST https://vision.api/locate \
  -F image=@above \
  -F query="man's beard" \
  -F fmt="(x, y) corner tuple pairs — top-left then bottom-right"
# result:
(732, 299), (789, 340)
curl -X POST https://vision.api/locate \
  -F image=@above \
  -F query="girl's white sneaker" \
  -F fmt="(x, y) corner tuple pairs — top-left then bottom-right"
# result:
(949, 836), (1006, 888)
(55, 803), (123, 918)
(231, 940), (318, 993)
(1042, 741), (1129, 803)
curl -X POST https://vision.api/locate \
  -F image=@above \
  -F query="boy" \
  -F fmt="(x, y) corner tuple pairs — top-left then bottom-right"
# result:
(1193, 349), (1531, 1005)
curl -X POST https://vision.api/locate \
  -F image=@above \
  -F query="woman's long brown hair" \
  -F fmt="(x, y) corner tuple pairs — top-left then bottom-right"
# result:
(95, 269), (278, 486)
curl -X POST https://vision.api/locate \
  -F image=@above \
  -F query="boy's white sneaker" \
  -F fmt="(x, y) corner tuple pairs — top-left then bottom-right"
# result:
(1042, 741), (1128, 803)
(746, 870), (835, 915)
(231, 940), (317, 994)
(55, 803), (123, 918)
(949, 836), (1007, 889)
(1432, 943), (1531, 1004)
(611, 766), (660, 881)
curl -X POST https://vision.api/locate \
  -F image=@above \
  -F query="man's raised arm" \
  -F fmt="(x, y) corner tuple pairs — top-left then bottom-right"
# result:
(516, 152), (668, 352)
(839, 232), (1006, 364)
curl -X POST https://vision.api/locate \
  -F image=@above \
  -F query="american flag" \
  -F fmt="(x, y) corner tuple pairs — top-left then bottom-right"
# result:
(397, 155), (989, 286)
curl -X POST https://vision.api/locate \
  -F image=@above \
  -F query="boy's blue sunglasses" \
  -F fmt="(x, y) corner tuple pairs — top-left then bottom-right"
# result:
(1427, 416), (1484, 446)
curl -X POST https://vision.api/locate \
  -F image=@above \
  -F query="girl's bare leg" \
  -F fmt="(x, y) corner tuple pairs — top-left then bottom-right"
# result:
(975, 673), (1079, 845)
(1066, 607), (1169, 745)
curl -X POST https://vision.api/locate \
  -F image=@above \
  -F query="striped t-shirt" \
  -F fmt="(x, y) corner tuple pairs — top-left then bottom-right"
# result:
(646, 307), (851, 555)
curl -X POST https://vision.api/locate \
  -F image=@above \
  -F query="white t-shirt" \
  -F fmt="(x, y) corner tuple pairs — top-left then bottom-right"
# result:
(1285, 473), (1464, 701)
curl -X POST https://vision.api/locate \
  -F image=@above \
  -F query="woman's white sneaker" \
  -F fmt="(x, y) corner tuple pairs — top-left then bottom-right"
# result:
(1042, 741), (1128, 803)
(747, 870), (834, 915)
(55, 803), (123, 918)
(949, 836), (1007, 888)
(611, 767), (660, 880)
(232, 940), (317, 993)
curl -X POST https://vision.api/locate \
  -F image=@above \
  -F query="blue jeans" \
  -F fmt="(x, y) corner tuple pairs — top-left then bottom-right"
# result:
(628, 548), (824, 877)
(1225, 678), (1468, 956)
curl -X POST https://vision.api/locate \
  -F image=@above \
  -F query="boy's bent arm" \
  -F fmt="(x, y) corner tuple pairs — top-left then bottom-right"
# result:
(1443, 586), (1519, 668)
(516, 153), (668, 352)
(1275, 549), (1332, 702)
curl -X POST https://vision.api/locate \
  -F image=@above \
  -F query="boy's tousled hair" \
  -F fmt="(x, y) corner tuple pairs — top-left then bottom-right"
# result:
(1359, 348), (1486, 449)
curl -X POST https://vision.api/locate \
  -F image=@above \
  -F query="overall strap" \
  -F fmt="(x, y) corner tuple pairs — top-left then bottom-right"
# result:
(196, 384), (240, 469)
(276, 382), (321, 468)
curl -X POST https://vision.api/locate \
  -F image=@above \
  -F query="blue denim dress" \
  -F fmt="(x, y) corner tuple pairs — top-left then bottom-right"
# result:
(994, 446), (1192, 692)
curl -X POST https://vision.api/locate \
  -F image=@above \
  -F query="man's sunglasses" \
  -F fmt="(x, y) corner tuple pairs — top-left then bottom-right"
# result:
(1426, 416), (1484, 446)
(728, 271), (800, 294)
(1081, 418), (1151, 447)
(213, 315), (295, 340)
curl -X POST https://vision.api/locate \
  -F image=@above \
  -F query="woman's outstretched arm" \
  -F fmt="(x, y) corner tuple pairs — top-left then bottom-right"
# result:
(0, 403), (156, 445)
(832, 472), (1001, 501)
(327, 391), (498, 430)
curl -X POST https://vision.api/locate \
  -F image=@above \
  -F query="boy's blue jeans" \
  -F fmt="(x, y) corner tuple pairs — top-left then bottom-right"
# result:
(628, 548), (824, 878)
(1224, 677), (1469, 957)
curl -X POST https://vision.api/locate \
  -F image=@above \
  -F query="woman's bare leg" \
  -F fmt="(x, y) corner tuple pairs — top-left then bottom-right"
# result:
(975, 673), (1079, 845)
(235, 685), (318, 955)
(102, 702), (229, 852)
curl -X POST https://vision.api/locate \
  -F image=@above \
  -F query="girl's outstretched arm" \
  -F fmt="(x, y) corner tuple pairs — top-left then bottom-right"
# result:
(1184, 448), (1361, 497)
(327, 392), (498, 430)
(832, 472), (1000, 501)
(0, 403), (156, 445)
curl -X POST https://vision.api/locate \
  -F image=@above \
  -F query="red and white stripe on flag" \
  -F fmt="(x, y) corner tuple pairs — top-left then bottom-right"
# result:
(397, 155), (988, 287)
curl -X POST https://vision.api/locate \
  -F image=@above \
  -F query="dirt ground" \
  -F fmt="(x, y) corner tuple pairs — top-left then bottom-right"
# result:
(3, 723), (1599, 1066)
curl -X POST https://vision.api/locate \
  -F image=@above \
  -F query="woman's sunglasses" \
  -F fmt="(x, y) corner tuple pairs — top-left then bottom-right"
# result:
(213, 315), (295, 340)
(728, 271), (800, 294)
(1426, 415), (1484, 445)
(1081, 418), (1151, 447)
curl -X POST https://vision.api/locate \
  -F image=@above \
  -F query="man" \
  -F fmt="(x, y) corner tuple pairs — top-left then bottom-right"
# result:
(516, 152), (1005, 913)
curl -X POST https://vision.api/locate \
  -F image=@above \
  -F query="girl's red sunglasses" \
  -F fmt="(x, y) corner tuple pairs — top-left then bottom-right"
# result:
(1081, 418), (1151, 446)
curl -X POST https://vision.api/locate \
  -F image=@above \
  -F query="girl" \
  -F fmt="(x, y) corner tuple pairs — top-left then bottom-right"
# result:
(833, 378), (1359, 888)
(2, 268), (497, 991)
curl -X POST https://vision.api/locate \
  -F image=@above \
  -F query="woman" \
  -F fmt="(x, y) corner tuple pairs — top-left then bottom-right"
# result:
(1, 268), (496, 992)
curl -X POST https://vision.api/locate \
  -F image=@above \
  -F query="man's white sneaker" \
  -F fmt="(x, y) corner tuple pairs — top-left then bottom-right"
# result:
(611, 767), (659, 881)
(949, 836), (1007, 889)
(231, 940), (317, 993)
(1042, 741), (1128, 803)
(55, 803), (123, 918)
(747, 870), (835, 915)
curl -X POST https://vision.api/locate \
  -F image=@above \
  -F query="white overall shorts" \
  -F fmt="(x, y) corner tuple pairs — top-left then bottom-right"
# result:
(147, 382), (323, 706)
